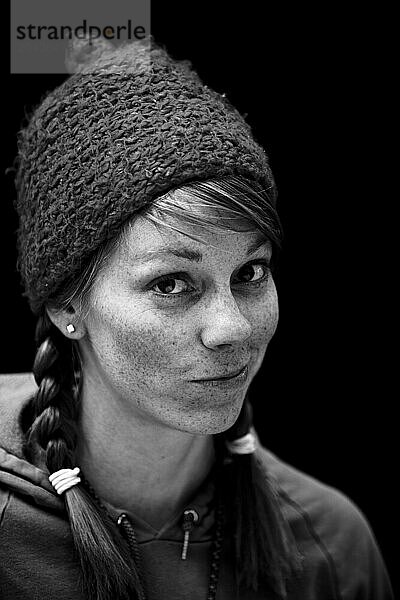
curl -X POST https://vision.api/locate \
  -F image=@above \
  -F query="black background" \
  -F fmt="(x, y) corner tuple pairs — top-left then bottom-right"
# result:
(3, 2), (395, 594)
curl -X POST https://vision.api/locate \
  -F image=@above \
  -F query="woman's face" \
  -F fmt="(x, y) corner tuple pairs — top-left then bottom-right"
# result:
(78, 214), (279, 435)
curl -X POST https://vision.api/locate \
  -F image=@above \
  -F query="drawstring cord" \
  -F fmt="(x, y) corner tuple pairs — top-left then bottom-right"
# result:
(181, 508), (199, 559)
(117, 513), (142, 567)
(117, 514), (147, 600)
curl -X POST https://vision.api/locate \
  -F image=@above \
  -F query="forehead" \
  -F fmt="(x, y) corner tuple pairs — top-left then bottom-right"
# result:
(119, 215), (271, 264)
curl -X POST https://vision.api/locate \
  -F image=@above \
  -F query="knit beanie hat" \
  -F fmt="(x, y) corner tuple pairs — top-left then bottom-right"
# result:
(14, 37), (276, 314)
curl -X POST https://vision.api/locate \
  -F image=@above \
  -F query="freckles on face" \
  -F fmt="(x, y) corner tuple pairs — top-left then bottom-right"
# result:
(249, 280), (279, 371)
(79, 216), (279, 433)
(84, 280), (193, 394)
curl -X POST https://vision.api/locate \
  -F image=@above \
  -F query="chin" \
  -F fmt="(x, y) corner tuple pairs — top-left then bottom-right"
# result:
(177, 400), (243, 436)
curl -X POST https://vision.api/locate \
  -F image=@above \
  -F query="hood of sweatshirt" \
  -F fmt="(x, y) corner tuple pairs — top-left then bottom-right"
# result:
(0, 372), (222, 544)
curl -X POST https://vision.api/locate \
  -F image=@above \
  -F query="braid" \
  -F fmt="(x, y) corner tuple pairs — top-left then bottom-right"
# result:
(27, 312), (77, 470)
(23, 310), (146, 600)
(220, 396), (303, 599)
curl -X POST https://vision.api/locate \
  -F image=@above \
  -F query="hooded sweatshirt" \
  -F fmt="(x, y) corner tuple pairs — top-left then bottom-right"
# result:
(0, 373), (393, 600)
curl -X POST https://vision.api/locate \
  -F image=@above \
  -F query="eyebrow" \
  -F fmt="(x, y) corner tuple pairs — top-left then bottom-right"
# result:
(133, 236), (270, 264)
(246, 237), (271, 256)
(136, 247), (202, 263)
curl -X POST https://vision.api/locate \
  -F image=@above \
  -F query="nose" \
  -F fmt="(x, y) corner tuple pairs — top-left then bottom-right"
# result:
(200, 289), (253, 349)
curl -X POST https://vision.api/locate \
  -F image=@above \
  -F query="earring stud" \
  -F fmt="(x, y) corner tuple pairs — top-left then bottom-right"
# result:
(66, 324), (75, 333)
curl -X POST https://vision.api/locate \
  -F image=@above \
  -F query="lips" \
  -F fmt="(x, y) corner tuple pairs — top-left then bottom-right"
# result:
(193, 365), (247, 381)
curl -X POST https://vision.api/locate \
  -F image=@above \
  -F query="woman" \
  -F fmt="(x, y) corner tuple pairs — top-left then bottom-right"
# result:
(0, 38), (393, 599)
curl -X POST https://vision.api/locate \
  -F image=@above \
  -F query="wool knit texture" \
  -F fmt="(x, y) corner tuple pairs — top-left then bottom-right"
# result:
(14, 38), (276, 314)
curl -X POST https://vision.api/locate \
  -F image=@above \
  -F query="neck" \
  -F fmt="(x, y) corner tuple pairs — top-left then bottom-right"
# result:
(75, 376), (216, 530)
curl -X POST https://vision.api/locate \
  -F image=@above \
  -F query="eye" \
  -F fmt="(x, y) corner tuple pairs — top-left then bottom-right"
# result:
(152, 276), (192, 295)
(235, 261), (270, 285)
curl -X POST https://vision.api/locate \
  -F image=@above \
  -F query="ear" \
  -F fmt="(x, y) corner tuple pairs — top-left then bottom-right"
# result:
(46, 304), (86, 340)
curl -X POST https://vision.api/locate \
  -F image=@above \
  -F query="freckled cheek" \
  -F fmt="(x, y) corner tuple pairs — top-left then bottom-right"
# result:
(245, 292), (278, 378)
(117, 328), (187, 371)
(249, 289), (279, 348)
(91, 308), (191, 373)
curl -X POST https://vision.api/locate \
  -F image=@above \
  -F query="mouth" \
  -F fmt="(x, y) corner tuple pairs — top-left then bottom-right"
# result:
(193, 365), (247, 381)
(192, 365), (249, 387)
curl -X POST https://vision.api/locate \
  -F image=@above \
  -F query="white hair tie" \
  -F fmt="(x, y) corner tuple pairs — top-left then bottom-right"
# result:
(225, 432), (256, 455)
(49, 467), (81, 495)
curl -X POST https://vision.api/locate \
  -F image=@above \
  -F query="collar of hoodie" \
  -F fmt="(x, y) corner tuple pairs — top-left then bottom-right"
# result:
(101, 462), (218, 545)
